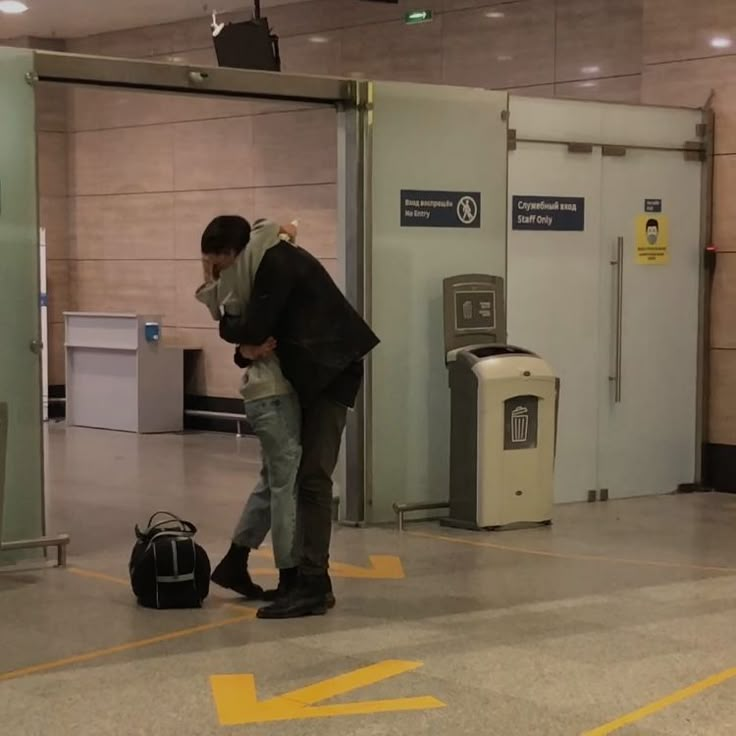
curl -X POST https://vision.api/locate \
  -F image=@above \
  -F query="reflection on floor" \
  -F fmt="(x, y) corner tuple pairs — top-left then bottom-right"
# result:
(1, 425), (736, 735)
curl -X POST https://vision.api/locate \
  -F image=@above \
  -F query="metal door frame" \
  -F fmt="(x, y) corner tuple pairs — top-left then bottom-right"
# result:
(337, 81), (373, 525)
(3, 47), (372, 551)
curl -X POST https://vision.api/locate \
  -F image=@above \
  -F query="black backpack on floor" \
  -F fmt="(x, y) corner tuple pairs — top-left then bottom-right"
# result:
(129, 512), (211, 609)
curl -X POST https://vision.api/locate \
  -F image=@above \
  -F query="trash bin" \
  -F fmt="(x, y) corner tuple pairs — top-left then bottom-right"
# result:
(443, 345), (558, 531)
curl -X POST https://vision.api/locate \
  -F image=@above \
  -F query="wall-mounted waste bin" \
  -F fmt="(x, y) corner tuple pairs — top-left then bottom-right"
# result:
(444, 345), (558, 530)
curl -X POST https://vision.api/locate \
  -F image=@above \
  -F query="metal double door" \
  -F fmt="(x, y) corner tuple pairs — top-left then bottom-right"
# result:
(508, 142), (702, 503)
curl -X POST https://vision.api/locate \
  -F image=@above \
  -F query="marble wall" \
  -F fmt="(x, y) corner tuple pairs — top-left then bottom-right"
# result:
(19, 0), (736, 461)
(61, 78), (337, 397)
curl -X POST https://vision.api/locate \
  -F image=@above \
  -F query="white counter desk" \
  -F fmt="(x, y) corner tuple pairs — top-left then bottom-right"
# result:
(64, 313), (184, 433)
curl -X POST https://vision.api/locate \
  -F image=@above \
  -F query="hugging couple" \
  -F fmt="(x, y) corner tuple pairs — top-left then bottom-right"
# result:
(195, 217), (378, 620)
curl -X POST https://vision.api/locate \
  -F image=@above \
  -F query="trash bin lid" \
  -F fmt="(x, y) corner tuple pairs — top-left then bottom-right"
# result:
(464, 344), (537, 361)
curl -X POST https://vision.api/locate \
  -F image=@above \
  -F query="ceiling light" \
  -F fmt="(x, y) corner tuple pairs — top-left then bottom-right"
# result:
(578, 81), (597, 88)
(581, 65), (600, 74)
(0, 1), (29, 13)
(710, 36), (733, 49)
(308, 36), (329, 44)
(485, 10), (505, 19)
(497, 55), (513, 62)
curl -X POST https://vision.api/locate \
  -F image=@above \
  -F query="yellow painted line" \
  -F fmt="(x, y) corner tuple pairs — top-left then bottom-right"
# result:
(211, 659), (445, 725)
(68, 567), (129, 586)
(582, 665), (736, 735)
(408, 530), (736, 574)
(330, 555), (405, 580)
(251, 553), (405, 580)
(280, 659), (424, 705)
(0, 611), (256, 684)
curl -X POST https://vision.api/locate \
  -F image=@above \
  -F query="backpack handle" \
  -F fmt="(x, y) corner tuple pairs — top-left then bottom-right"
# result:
(136, 511), (197, 540)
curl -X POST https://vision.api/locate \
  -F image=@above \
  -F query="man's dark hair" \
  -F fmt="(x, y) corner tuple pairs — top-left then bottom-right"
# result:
(646, 218), (659, 231)
(201, 216), (251, 255)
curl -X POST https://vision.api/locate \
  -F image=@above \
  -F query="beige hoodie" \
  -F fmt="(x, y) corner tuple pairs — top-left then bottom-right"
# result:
(195, 220), (293, 402)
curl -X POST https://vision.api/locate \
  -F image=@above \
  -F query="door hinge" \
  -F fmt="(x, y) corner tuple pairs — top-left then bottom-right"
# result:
(684, 140), (706, 162)
(507, 128), (517, 151)
(602, 145), (627, 157)
(567, 142), (593, 154)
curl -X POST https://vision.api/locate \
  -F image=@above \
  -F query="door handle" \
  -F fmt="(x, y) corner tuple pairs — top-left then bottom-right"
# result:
(29, 339), (43, 355)
(609, 236), (624, 403)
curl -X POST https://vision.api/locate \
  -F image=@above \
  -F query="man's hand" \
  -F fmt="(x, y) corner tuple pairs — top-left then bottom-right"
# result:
(239, 337), (277, 361)
(279, 222), (298, 242)
(201, 256), (221, 283)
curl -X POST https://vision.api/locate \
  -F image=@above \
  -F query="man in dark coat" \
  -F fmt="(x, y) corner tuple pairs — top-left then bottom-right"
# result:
(204, 216), (379, 619)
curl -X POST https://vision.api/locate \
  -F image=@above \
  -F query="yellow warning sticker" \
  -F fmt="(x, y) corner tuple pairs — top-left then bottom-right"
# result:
(636, 214), (669, 265)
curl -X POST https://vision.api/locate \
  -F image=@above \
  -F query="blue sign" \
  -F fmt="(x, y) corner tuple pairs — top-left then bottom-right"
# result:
(401, 190), (481, 228)
(512, 195), (585, 231)
(645, 199), (662, 213)
(144, 322), (161, 343)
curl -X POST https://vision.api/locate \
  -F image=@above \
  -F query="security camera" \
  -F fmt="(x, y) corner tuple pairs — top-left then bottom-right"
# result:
(211, 10), (225, 38)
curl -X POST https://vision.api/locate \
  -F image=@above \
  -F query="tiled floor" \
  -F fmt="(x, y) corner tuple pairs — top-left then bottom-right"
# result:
(2, 425), (736, 735)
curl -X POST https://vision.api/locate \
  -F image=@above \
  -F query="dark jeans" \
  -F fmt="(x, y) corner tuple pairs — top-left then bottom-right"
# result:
(297, 394), (347, 578)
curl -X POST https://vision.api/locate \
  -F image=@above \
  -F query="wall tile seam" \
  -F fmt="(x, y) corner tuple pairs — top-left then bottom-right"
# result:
(67, 106), (327, 135)
(645, 52), (736, 69)
(68, 182), (338, 197)
(495, 73), (642, 93)
(61, 257), (339, 263)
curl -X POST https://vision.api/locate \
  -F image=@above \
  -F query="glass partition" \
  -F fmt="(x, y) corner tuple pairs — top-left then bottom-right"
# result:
(0, 47), (44, 561)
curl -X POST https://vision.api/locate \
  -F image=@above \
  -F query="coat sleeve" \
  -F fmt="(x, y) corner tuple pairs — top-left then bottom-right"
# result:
(219, 246), (296, 345)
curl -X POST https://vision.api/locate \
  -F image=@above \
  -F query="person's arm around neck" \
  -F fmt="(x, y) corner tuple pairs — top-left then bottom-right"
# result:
(219, 243), (296, 345)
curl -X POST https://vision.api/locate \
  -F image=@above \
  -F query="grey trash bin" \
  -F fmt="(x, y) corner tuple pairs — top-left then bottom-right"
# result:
(443, 345), (558, 531)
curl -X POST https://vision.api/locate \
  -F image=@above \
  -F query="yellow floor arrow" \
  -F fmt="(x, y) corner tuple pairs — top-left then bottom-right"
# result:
(211, 659), (444, 725)
(250, 551), (405, 580)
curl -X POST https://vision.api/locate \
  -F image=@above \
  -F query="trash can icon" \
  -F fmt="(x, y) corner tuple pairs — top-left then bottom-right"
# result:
(511, 406), (529, 443)
(503, 395), (539, 451)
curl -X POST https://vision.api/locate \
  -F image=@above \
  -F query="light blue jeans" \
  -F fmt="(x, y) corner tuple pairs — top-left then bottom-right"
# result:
(232, 393), (302, 570)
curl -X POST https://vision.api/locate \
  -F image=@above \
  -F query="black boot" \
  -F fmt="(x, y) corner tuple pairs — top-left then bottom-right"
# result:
(257, 573), (335, 619)
(211, 544), (264, 600)
(262, 567), (299, 602)
(325, 574), (336, 610)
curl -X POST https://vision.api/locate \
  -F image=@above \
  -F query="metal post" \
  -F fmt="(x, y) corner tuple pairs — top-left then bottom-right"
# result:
(339, 81), (372, 525)
(697, 107), (715, 486)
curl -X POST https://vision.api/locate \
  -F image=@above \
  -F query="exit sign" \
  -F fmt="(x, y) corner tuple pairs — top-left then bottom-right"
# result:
(404, 9), (433, 24)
